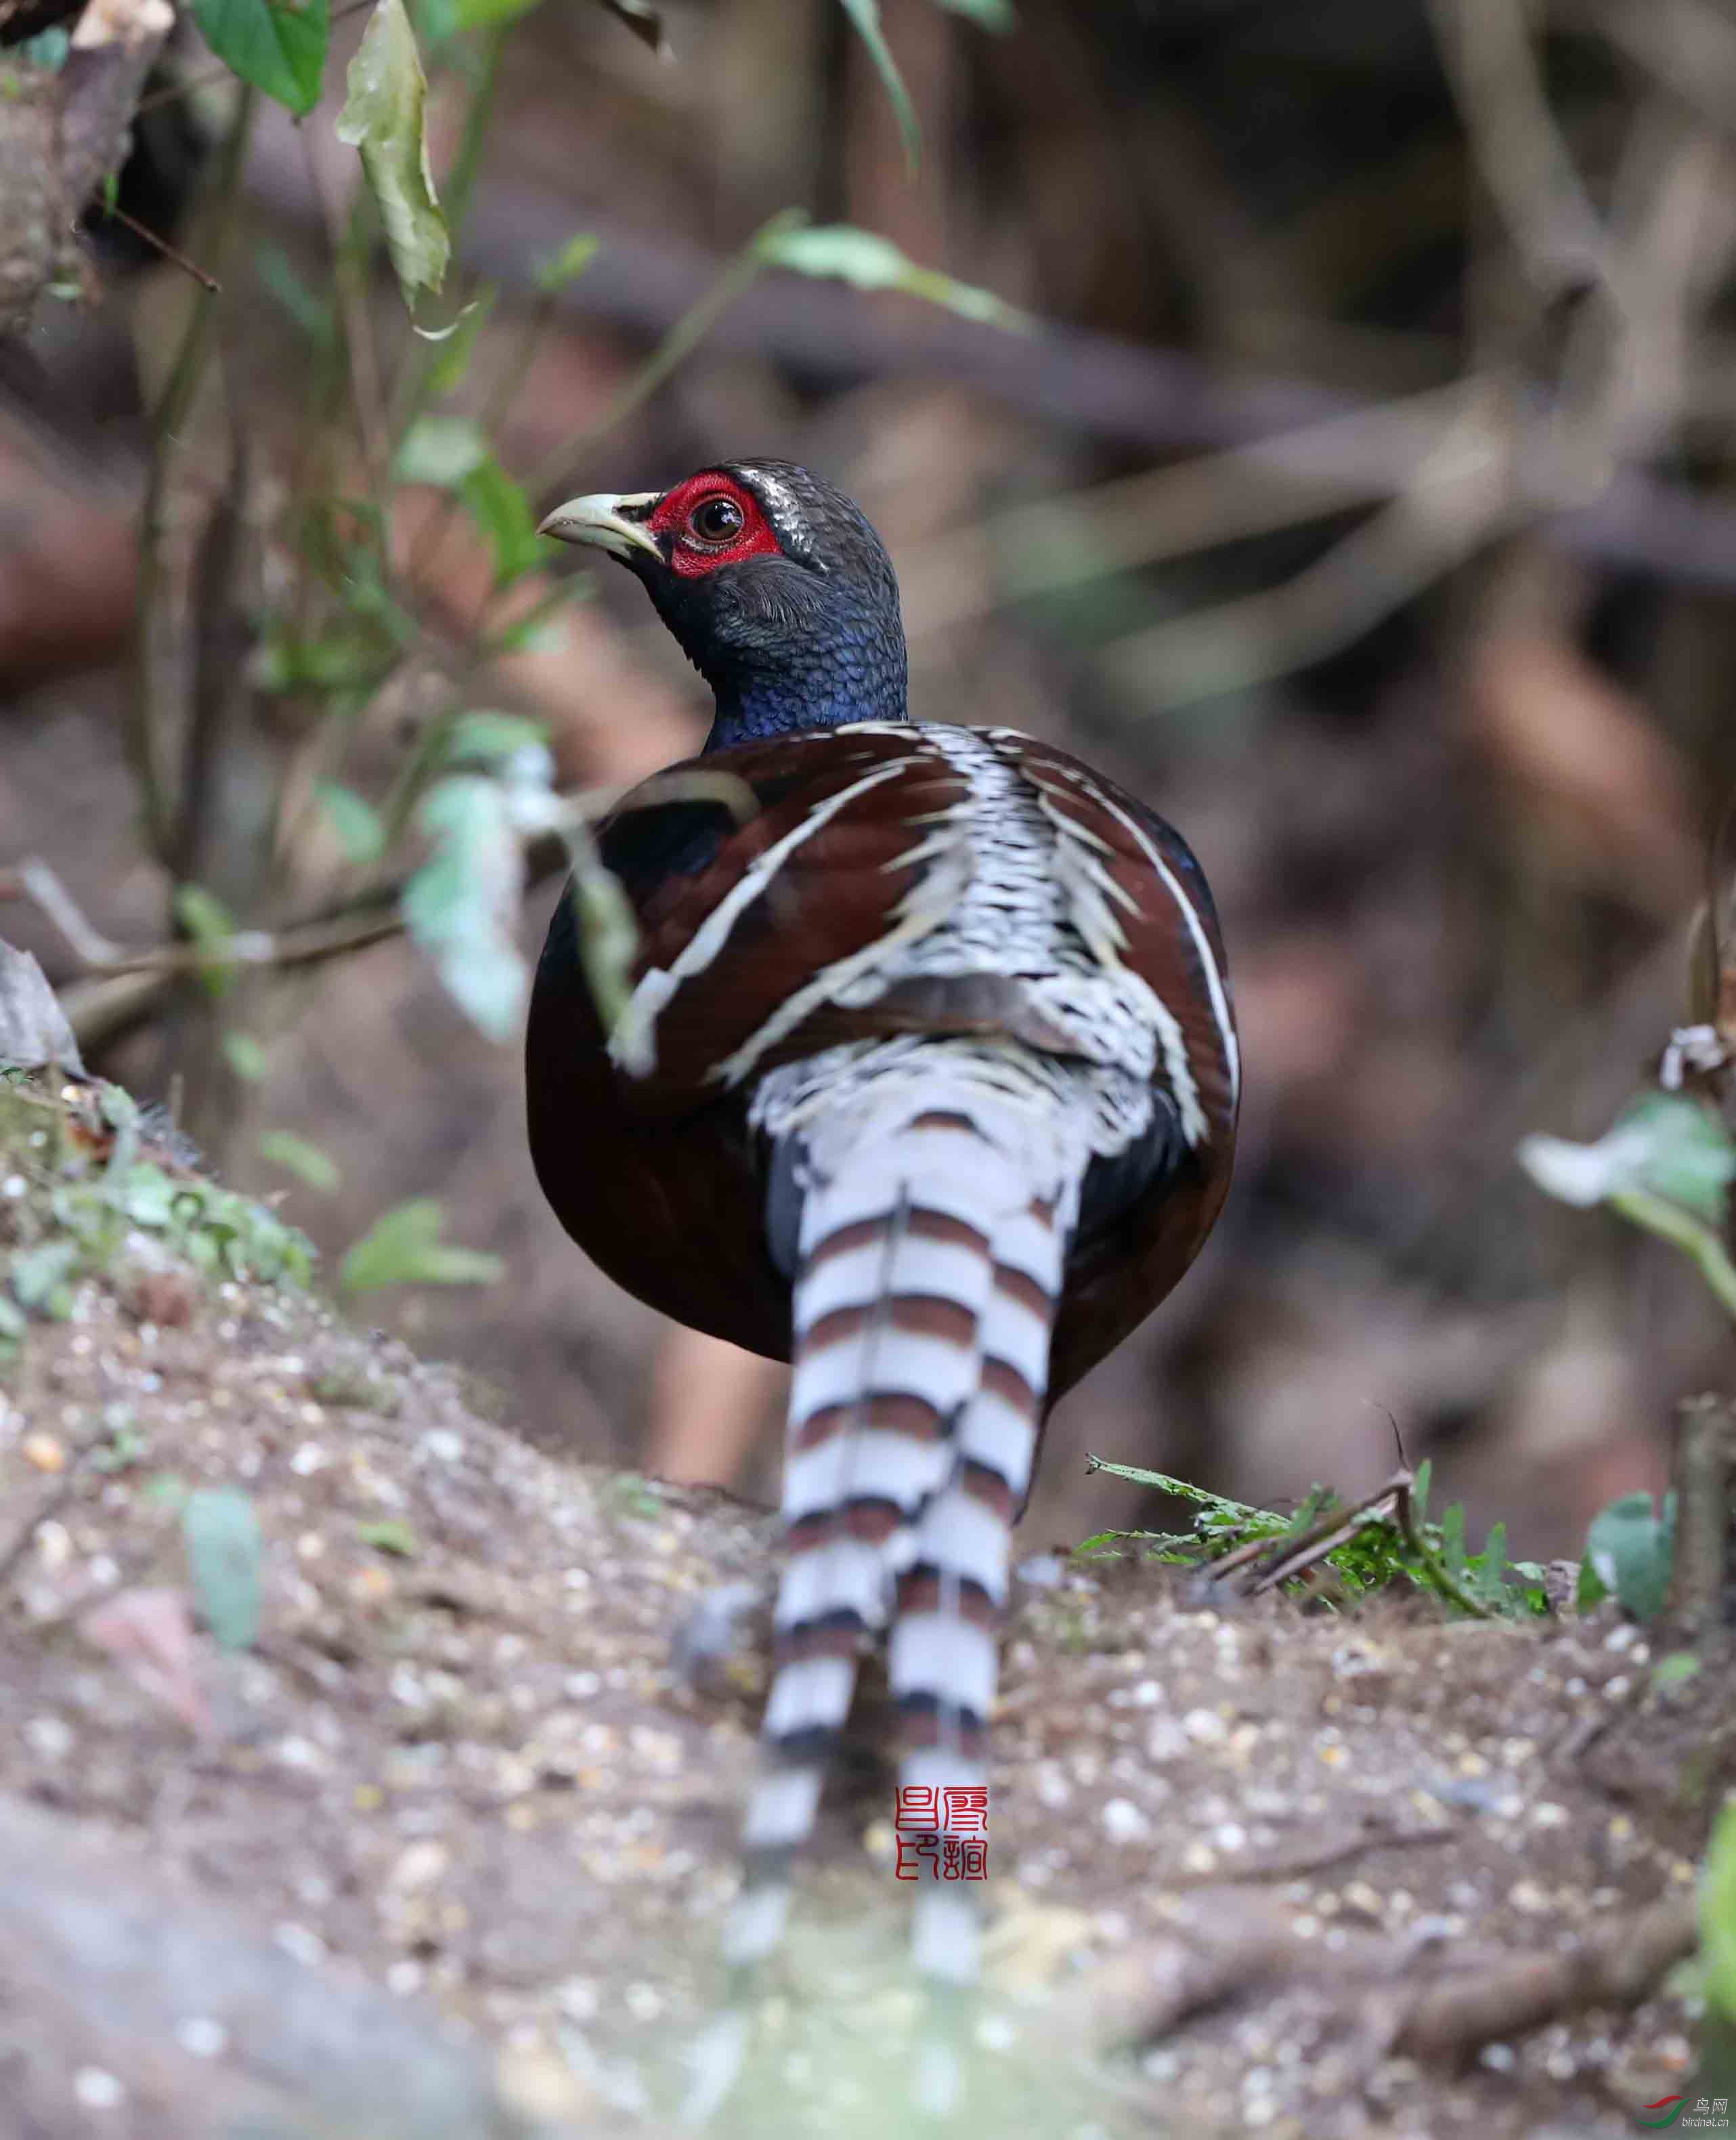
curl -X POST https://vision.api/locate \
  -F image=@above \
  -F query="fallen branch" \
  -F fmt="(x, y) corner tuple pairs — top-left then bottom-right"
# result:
(1073, 1885), (1698, 2074)
(1393, 1892), (1699, 2063)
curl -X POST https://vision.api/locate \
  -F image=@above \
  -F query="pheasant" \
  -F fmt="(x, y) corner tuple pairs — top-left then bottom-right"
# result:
(526, 460), (1238, 2107)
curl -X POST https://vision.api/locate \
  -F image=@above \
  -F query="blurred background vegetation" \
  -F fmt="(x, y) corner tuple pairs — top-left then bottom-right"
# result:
(5, 0), (1736, 1559)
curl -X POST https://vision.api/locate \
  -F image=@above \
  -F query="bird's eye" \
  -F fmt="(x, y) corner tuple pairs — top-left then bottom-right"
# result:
(687, 495), (745, 545)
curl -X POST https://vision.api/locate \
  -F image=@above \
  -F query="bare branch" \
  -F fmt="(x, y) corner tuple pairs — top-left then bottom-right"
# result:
(1101, 391), (1516, 713)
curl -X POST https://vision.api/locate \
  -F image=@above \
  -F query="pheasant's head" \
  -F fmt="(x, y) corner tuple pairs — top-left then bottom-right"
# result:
(539, 459), (909, 749)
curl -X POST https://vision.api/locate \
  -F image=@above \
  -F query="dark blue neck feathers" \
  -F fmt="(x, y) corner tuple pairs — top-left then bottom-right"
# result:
(700, 607), (909, 752)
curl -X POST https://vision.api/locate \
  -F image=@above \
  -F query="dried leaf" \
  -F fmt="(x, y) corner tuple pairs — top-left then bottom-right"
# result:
(335, 0), (448, 307)
(79, 1587), (211, 1738)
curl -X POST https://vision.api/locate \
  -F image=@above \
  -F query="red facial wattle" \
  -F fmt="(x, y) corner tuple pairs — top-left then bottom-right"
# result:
(645, 472), (783, 578)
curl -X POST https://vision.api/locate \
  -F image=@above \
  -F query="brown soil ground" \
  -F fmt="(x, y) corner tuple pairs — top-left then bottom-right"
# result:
(0, 1068), (1729, 2140)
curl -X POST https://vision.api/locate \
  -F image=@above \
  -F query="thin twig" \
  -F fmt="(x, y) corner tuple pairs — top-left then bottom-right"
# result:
(0, 859), (406, 979)
(525, 208), (806, 501)
(1389, 1472), (1501, 1621)
(1609, 1186), (1736, 1320)
(1427, 0), (1610, 302)
(1101, 389), (1517, 714)
(3, 762), (684, 986)
(129, 85), (257, 866)
(303, 129), (391, 490)
(101, 203), (221, 291)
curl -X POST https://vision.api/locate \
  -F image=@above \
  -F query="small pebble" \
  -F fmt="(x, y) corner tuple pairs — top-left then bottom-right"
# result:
(175, 2017), (227, 2059)
(25, 1715), (72, 1759)
(22, 1432), (65, 1473)
(1101, 1798), (1151, 1845)
(73, 2068), (125, 2109)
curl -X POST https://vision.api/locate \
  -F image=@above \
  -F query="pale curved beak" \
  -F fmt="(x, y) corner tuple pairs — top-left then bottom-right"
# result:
(536, 491), (662, 563)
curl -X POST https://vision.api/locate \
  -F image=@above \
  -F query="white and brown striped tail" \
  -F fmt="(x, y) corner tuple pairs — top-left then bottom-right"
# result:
(685, 1075), (1079, 2121)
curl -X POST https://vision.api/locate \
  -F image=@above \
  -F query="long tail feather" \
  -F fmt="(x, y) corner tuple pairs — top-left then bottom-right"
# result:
(686, 1062), (1083, 2121)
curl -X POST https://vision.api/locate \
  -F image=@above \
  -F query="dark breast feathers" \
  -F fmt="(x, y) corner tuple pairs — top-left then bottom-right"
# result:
(525, 722), (1238, 1404)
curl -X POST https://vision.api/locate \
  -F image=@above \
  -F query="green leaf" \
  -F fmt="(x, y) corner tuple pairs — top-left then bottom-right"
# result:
(1583, 1490), (1676, 1622)
(194, 0), (329, 114)
(460, 458), (542, 586)
(757, 221), (1030, 330)
(357, 1517), (419, 1556)
(1703, 1795), (1736, 2026)
(222, 1032), (268, 1082)
(442, 710), (550, 766)
(930, 0), (1014, 26)
(12, 1240), (80, 1312)
(339, 1197), (504, 1291)
(18, 24), (71, 66)
(534, 232), (599, 294)
(835, 0), (918, 171)
(315, 782), (387, 864)
(1520, 1092), (1736, 1222)
(411, 0), (458, 39)
(402, 774), (528, 1040)
(119, 1165), (178, 1228)
(335, 0), (449, 307)
(182, 1486), (264, 1651)
(258, 1130), (341, 1192)
(452, 0), (540, 23)
(174, 884), (240, 998)
(395, 413), (488, 486)
(257, 244), (335, 344)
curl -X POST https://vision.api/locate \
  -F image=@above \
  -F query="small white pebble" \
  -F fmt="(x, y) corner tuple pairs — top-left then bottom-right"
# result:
(387, 1961), (425, 1996)
(26, 1715), (73, 1759)
(418, 1429), (465, 1464)
(1604, 1623), (1636, 1652)
(74, 2068), (125, 2108)
(1100, 1798), (1151, 1845)
(1182, 1709), (1227, 1745)
(174, 2016), (227, 2059)
(1604, 1675), (1631, 1701)
(1479, 2043), (1516, 2072)
(272, 1923), (326, 1967)
(976, 2014), (1016, 2053)
(289, 1442), (326, 1476)
(1, 1174), (25, 1198)
(624, 1981), (664, 2020)
(1530, 1802), (1569, 1828)
(1213, 1822), (1247, 1852)
(557, 1977), (599, 2020)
